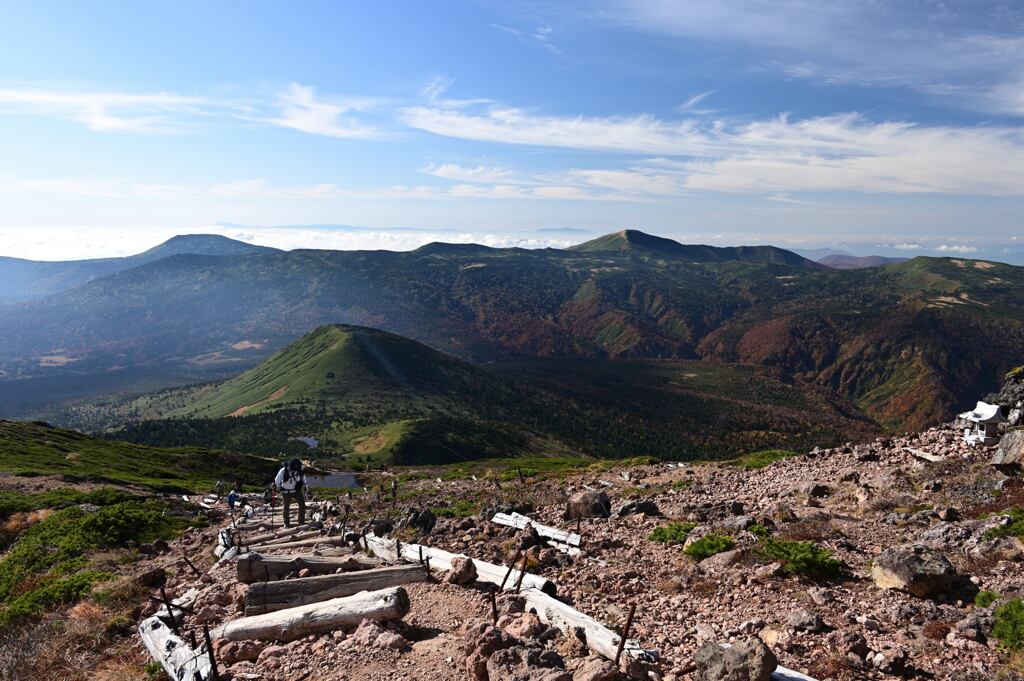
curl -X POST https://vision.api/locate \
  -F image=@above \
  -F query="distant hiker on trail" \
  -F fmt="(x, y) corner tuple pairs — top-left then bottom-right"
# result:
(274, 458), (306, 527)
(215, 479), (225, 500)
(226, 489), (238, 510)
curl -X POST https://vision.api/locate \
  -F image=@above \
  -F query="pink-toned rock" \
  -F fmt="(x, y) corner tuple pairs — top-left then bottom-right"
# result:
(445, 556), (478, 585)
(497, 612), (545, 639)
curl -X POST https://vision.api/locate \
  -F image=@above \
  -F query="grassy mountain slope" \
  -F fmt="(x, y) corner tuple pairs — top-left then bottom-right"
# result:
(171, 324), (501, 418)
(0, 420), (277, 492)
(1, 232), (1022, 433)
(85, 325), (881, 464)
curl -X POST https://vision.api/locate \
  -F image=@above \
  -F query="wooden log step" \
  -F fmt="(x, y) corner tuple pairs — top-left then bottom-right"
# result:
(237, 552), (378, 583)
(247, 535), (346, 553)
(238, 524), (311, 544)
(245, 564), (427, 615)
(211, 587), (410, 642)
(249, 529), (324, 548)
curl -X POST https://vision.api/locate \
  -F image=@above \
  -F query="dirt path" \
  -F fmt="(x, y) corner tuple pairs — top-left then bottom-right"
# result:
(228, 385), (288, 417)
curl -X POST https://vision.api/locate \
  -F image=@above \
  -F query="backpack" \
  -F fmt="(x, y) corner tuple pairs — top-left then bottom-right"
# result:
(282, 458), (304, 488)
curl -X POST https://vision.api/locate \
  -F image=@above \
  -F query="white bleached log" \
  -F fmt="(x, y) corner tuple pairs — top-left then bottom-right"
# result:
(905, 447), (945, 463)
(214, 546), (239, 567)
(138, 615), (213, 680)
(211, 586), (410, 642)
(491, 511), (581, 547)
(154, 588), (199, 625)
(364, 534), (555, 595)
(520, 587), (651, 662)
(245, 564), (427, 615)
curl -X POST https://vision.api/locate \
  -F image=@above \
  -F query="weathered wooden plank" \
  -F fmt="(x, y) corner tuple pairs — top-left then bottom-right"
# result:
(211, 587), (410, 642)
(249, 529), (323, 548)
(239, 524), (311, 544)
(245, 564), (427, 615)
(139, 615), (213, 680)
(251, 535), (347, 552)
(237, 551), (377, 583)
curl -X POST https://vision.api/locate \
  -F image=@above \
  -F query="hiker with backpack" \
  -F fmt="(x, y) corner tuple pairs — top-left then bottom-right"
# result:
(274, 458), (306, 527)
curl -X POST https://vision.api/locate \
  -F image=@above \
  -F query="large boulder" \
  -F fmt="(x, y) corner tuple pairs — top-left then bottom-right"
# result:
(563, 491), (611, 520)
(693, 638), (777, 681)
(871, 545), (957, 598)
(991, 431), (1024, 475)
(445, 556), (478, 585)
(618, 499), (661, 517)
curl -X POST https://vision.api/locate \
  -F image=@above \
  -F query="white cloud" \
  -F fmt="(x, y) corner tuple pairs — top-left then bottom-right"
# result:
(936, 244), (979, 253)
(0, 88), (206, 132)
(266, 83), (379, 138)
(421, 163), (522, 184)
(595, 1), (1024, 114)
(678, 90), (716, 113)
(765, 193), (816, 205)
(891, 243), (922, 251)
(405, 103), (1024, 196)
(491, 22), (563, 56)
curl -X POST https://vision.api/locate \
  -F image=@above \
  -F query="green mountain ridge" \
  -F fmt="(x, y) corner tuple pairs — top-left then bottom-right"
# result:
(86, 324), (882, 465)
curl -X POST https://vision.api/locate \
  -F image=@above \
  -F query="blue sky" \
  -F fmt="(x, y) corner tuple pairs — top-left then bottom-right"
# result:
(1, 0), (1023, 261)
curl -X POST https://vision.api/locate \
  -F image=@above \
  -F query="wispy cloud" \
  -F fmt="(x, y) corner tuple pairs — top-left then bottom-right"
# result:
(0, 83), (384, 138)
(421, 163), (523, 184)
(765, 193), (816, 205)
(595, 0), (1024, 115)
(490, 22), (563, 56)
(891, 243), (922, 251)
(936, 243), (979, 253)
(265, 83), (380, 138)
(678, 90), (716, 114)
(405, 102), (1024, 196)
(0, 88), (207, 132)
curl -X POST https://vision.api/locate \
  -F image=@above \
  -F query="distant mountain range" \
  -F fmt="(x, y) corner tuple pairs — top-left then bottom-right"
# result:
(0, 234), (278, 302)
(817, 254), (910, 269)
(0, 229), (1022, 437)
(85, 324), (880, 463)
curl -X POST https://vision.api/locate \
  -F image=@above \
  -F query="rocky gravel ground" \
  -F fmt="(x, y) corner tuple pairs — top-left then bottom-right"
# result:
(134, 425), (1023, 681)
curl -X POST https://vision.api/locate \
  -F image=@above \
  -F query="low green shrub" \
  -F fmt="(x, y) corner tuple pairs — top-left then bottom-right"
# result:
(649, 522), (697, 545)
(976, 591), (1001, 609)
(431, 499), (478, 518)
(994, 598), (1024, 651)
(728, 449), (798, 470)
(984, 508), (1024, 540)
(683, 533), (736, 561)
(0, 499), (192, 631)
(748, 523), (770, 539)
(758, 537), (842, 578)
